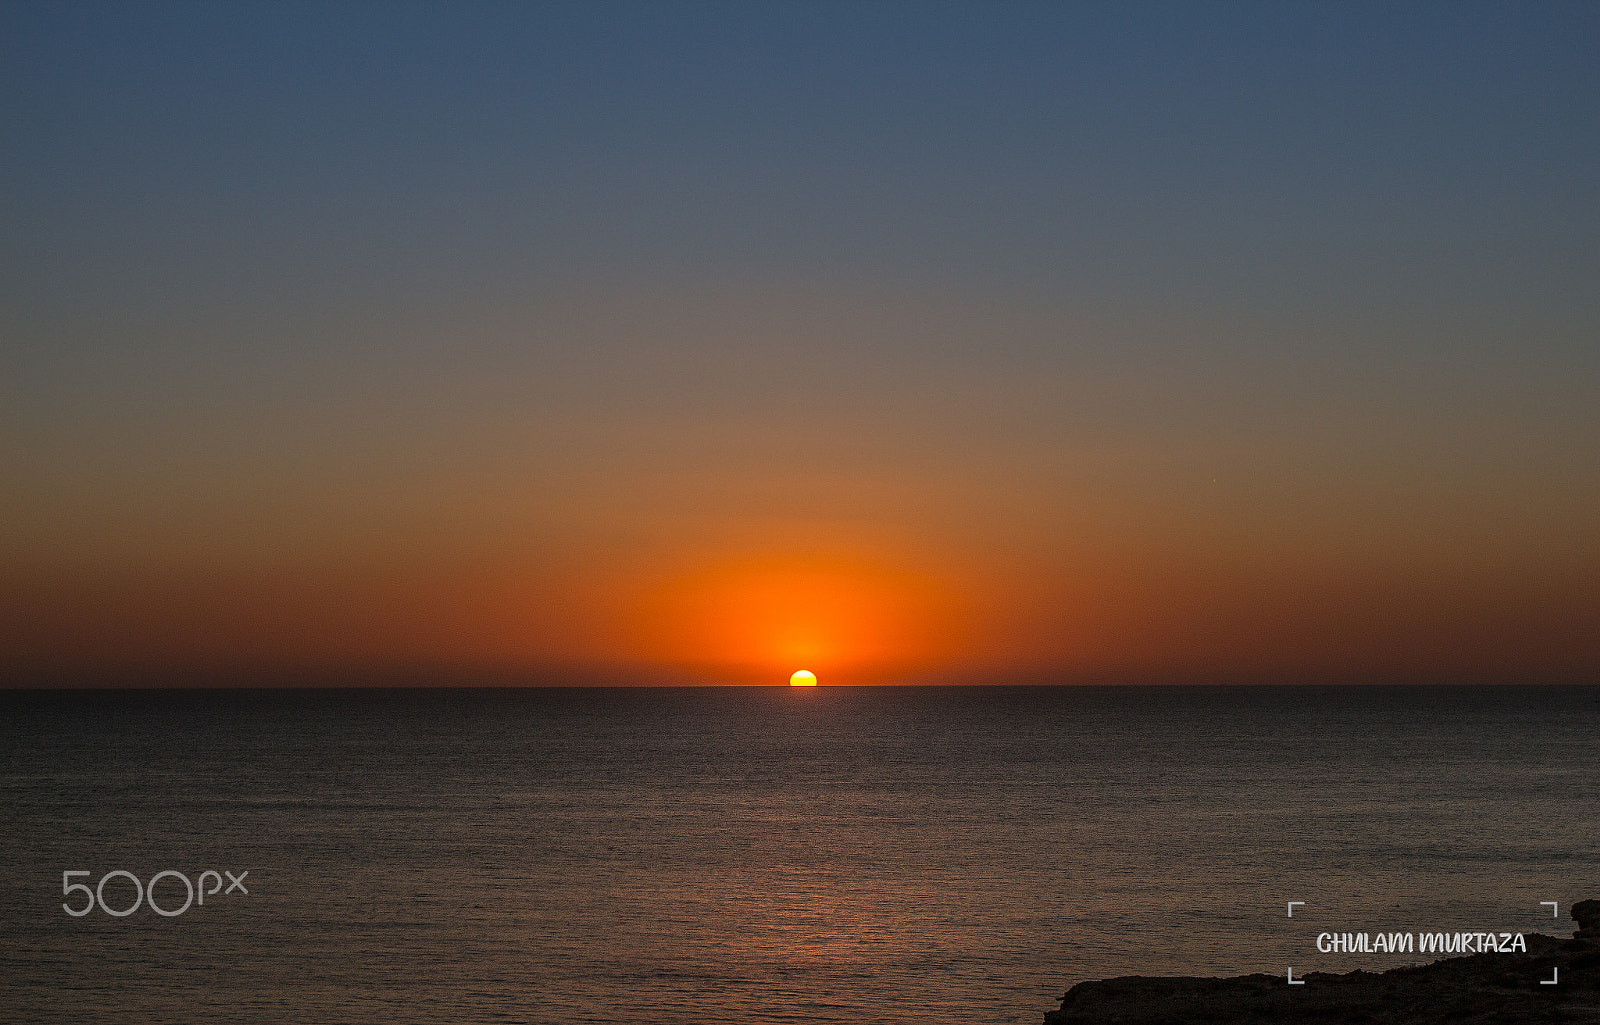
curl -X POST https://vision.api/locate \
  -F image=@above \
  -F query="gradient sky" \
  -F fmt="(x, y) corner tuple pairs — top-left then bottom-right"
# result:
(3, 2), (1597, 685)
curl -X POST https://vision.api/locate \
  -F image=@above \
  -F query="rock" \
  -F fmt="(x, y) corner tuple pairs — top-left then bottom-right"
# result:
(1043, 905), (1600, 1025)
(1574, 899), (1600, 941)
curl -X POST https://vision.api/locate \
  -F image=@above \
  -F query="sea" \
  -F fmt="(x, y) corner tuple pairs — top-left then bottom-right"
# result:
(2, 684), (1596, 1023)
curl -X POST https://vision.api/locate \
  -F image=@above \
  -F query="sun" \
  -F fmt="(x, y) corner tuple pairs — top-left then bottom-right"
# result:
(789, 669), (817, 687)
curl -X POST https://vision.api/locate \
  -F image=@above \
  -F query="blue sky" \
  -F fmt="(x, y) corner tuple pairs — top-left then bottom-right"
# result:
(3, 2), (1596, 681)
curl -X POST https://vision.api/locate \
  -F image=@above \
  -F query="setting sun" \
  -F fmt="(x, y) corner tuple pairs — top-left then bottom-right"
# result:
(789, 670), (817, 687)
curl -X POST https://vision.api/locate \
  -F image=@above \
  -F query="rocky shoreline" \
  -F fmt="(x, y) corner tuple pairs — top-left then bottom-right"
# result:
(1045, 900), (1600, 1024)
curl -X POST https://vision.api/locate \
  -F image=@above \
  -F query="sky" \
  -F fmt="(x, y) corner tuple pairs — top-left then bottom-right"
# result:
(3, 2), (1597, 685)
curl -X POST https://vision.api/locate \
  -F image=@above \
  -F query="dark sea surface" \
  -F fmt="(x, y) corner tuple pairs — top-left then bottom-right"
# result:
(2, 685), (1597, 1023)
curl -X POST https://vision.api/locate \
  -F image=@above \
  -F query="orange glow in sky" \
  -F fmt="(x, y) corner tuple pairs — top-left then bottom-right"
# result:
(614, 553), (972, 684)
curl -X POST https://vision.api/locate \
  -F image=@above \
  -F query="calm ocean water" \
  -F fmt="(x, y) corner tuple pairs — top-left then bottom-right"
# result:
(2, 685), (1597, 1023)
